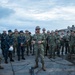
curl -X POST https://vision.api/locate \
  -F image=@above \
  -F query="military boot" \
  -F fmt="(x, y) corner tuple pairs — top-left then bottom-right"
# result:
(48, 55), (52, 59)
(10, 59), (14, 62)
(34, 62), (38, 69)
(5, 59), (8, 64)
(42, 63), (46, 71)
(0, 65), (4, 69)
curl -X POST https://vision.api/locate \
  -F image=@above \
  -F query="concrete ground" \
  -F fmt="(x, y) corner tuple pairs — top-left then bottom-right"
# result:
(0, 49), (75, 75)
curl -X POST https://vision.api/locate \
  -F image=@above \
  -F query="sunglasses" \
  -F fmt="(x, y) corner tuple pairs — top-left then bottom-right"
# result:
(36, 29), (40, 30)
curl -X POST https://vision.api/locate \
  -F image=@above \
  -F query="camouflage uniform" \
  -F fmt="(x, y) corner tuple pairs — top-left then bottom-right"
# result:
(1, 31), (7, 57)
(12, 29), (19, 56)
(64, 31), (70, 54)
(60, 32), (65, 55)
(69, 31), (75, 54)
(29, 32), (32, 54)
(24, 30), (30, 56)
(48, 31), (56, 58)
(55, 31), (61, 57)
(4, 30), (14, 63)
(42, 28), (47, 56)
(0, 36), (4, 69)
(46, 30), (50, 56)
(32, 26), (46, 71)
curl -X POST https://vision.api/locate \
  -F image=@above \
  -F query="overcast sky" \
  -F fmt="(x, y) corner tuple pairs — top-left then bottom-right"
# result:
(0, 0), (75, 33)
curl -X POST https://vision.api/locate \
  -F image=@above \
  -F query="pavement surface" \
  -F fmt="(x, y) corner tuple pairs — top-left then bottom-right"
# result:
(0, 49), (75, 75)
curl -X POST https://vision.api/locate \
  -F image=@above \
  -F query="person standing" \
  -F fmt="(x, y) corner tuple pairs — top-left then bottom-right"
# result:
(24, 30), (30, 56)
(1, 30), (7, 57)
(4, 30), (14, 63)
(32, 26), (46, 71)
(60, 31), (65, 55)
(12, 29), (19, 57)
(69, 31), (75, 54)
(17, 31), (26, 61)
(42, 28), (47, 56)
(48, 31), (56, 59)
(64, 31), (70, 54)
(55, 30), (61, 57)
(0, 35), (4, 69)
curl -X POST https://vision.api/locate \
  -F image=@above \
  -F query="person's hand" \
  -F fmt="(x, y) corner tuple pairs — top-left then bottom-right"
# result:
(32, 41), (35, 44)
(38, 41), (42, 44)
(21, 43), (23, 46)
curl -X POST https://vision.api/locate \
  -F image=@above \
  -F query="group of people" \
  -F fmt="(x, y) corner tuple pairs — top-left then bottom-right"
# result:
(0, 26), (75, 71)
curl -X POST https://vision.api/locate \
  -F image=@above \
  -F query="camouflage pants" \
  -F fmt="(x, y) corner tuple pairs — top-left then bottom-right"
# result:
(13, 43), (18, 54)
(35, 46), (44, 64)
(49, 45), (56, 57)
(43, 43), (47, 55)
(0, 57), (2, 64)
(70, 45), (75, 54)
(56, 44), (60, 56)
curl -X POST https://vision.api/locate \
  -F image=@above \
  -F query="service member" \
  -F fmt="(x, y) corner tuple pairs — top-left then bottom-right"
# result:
(32, 26), (46, 71)
(17, 31), (26, 61)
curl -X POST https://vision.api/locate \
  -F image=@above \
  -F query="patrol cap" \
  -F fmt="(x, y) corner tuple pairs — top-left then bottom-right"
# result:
(47, 30), (50, 33)
(8, 30), (12, 33)
(35, 26), (40, 30)
(70, 30), (73, 32)
(55, 29), (58, 32)
(42, 28), (46, 31)
(29, 32), (31, 34)
(25, 30), (29, 32)
(14, 29), (18, 32)
(51, 30), (54, 33)
(20, 30), (23, 33)
(67, 31), (69, 33)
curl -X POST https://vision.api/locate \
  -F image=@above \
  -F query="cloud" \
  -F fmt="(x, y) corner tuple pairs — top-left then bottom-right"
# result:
(0, 0), (75, 33)
(0, 6), (15, 19)
(1, 0), (75, 21)
(11, 6), (75, 21)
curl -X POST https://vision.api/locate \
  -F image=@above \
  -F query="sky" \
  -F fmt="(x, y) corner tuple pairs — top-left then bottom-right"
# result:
(0, 0), (75, 34)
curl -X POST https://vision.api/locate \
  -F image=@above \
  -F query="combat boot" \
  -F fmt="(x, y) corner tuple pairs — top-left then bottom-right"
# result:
(5, 59), (8, 64)
(42, 63), (46, 71)
(22, 57), (25, 60)
(48, 55), (52, 59)
(10, 59), (14, 62)
(34, 62), (38, 69)
(0, 65), (4, 69)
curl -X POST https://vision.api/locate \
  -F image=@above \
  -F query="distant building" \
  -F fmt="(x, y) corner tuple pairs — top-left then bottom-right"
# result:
(58, 25), (75, 35)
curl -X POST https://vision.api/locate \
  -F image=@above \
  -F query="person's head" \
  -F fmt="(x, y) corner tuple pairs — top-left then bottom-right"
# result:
(3, 29), (7, 34)
(8, 30), (12, 35)
(55, 30), (58, 34)
(47, 30), (50, 34)
(71, 30), (74, 35)
(20, 30), (24, 35)
(14, 29), (18, 34)
(29, 32), (31, 35)
(51, 30), (54, 35)
(35, 26), (41, 33)
(61, 30), (64, 35)
(42, 28), (46, 33)
(25, 30), (29, 34)
(67, 31), (69, 34)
